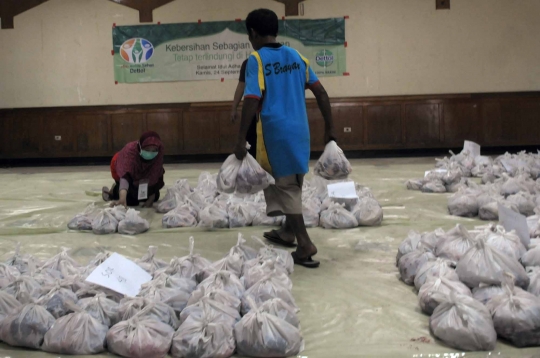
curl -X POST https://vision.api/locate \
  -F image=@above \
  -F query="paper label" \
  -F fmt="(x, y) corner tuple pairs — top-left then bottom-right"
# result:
(138, 182), (149, 200)
(463, 140), (481, 158)
(85, 253), (152, 297)
(498, 203), (530, 248)
(327, 182), (358, 199)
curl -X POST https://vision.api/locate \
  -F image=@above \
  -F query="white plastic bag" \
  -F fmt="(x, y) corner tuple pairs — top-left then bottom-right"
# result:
(235, 298), (304, 358)
(396, 230), (426, 264)
(92, 209), (118, 235)
(0, 263), (20, 289)
(447, 191), (478, 217)
(302, 198), (321, 228)
(251, 236), (294, 275)
(241, 273), (296, 315)
(2, 275), (42, 303)
(198, 203), (229, 229)
(118, 297), (179, 329)
(180, 295), (241, 327)
(527, 267), (540, 297)
(42, 305), (108, 355)
(156, 189), (182, 213)
(258, 297), (300, 328)
(319, 202), (358, 229)
(197, 171), (218, 198)
(138, 280), (191, 315)
(456, 238), (529, 289)
(118, 209), (150, 235)
(39, 280), (79, 318)
(162, 204), (198, 228)
(199, 248), (244, 282)
(236, 154), (275, 194)
(472, 284), (505, 305)
(198, 271), (245, 300)
(413, 258), (458, 290)
(397, 249), (436, 285)
(252, 203), (283, 226)
(521, 245), (540, 267)
(187, 286), (241, 312)
(68, 203), (98, 231)
(0, 300), (56, 349)
(171, 306), (236, 358)
(429, 292), (497, 351)
(314, 140), (352, 180)
(136, 246), (168, 274)
(111, 205), (127, 221)
(243, 259), (292, 291)
(0, 291), (21, 322)
(486, 274), (540, 347)
(217, 154), (242, 194)
(483, 225), (526, 261)
(418, 277), (471, 315)
(353, 197), (383, 226)
(434, 224), (476, 261)
(78, 292), (119, 327)
(158, 237), (212, 282)
(107, 315), (174, 358)
(228, 202), (256, 228)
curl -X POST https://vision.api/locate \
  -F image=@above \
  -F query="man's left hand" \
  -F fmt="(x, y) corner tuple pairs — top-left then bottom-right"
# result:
(234, 141), (248, 160)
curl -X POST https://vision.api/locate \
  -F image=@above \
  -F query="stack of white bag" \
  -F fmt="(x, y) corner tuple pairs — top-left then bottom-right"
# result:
(0, 235), (304, 358)
(69, 205), (149, 236)
(396, 221), (540, 351)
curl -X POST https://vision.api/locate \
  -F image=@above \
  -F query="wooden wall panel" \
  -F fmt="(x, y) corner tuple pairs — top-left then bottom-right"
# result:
(404, 104), (440, 146)
(480, 100), (503, 145)
(11, 114), (43, 156)
(307, 106), (325, 151)
(332, 106), (363, 150)
(365, 105), (402, 147)
(516, 99), (540, 145)
(442, 102), (479, 145)
(0, 111), (9, 157)
(146, 112), (182, 154)
(111, 114), (144, 152)
(218, 110), (241, 154)
(182, 111), (219, 154)
(43, 115), (76, 156)
(76, 114), (110, 156)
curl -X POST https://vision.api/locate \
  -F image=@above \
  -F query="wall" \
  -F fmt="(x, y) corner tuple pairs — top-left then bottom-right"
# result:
(1, 0), (540, 109)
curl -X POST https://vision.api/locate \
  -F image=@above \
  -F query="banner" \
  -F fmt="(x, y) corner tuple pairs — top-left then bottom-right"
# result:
(112, 19), (346, 83)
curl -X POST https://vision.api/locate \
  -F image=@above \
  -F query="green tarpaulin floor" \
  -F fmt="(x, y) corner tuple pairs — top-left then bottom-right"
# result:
(0, 157), (538, 358)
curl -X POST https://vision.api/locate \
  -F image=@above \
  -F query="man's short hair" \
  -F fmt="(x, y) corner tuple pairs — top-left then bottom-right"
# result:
(246, 9), (279, 37)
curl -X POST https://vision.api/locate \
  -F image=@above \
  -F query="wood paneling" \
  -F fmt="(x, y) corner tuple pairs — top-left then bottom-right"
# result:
(111, 114), (144, 152)
(2, 91), (540, 160)
(107, 0), (175, 23)
(404, 104), (440, 146)
(365, 105), (402, 146)
(0, 0), (50, 29)
(146, 112), (182, 154)
(182, 111), (219, 154)
(442, 102), (479, 145)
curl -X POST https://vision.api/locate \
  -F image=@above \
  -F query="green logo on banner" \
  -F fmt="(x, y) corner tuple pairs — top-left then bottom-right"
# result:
(315, 50), (334, 67)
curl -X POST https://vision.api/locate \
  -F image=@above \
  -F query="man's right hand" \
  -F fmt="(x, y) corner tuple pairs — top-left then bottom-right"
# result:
(230, 110), (237, 123)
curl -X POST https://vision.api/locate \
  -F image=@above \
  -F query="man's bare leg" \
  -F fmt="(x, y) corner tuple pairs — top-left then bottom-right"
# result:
(285, 214), (318, 259)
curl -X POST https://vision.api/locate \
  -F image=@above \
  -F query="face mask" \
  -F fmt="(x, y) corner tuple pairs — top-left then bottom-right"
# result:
(140, 150), (158, 160)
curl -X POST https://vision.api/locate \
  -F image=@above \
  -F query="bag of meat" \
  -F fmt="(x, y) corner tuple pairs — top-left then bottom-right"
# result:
(486, 273), (540, 347)
(398, 248), (436, 285)
(118, 297), (179, 329)
(92, 208), (119, 235)
(527, 267), (540, 297)
(217, 154), (242, 194)
(180, 295), (241, 326)
(39, 280), (79, 318)
(187, 286), (241, 311)
(0, 297), (56, 349)
(252, 203), (283, 226)
(241, 273), (296, 315)
(171, 306), (236, 358)
(301, 197), (321, 228)
(421, 180), (447, 193)
(319, 202), (358, 229)
(111, 205), (127, 221)
(67, 203), (98, 231)
(396, 230), (427, 264)
(3, 243), (40, 274)
(228, 201), (256, 228)
(162, 204), (198, 228)
(522, 245), (540, 267)
(235, 297), (304, 358)
(41, 247), (81, 275)
(472, 284), (505, 305)
(107, 315), (175, 358)
(138, 280), (191, 316)
(118, 209), (150, 235)
(257, 297), (300, 328)
(456, 238), (529, 289)
(157, 237), (212, 282)
(136, 246), (168, 274)
(42, 304), (108, 355)
(447, 190), (479, 217)
(0, 291), (21, 322)
(198, 203), (229, 229)
(242, 259), (292, 291)
(418, 277), (472, 315)
(314, 140), (352, 180)
(152, 272), (197, 293)
(2, 275), (41, 303)
(200, 251), (244, 282)
(198, 271), (245, 300)
(506, 191), (536, 216)
(483, 225), (526, 261)
(197, 172), (218, 198)
(434, 224), (476, 261)
(352, 197), (383, 226)
(429, 291), (497, 351)
(78, 292), (119, 327)
(250, 236), (294, 274)
(0, 263), (20, 289)
(236, 153), (275, 195)
(413, 258), (458, 290)
(156, 190), (182, 213)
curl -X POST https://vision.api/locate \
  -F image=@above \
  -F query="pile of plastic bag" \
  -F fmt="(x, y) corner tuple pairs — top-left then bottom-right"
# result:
(396, 221), (540, 351)
(0, 235), (304, 357)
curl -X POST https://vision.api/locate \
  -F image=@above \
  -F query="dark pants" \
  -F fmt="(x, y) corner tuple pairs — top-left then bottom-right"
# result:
(247, 117), (257, 157)
(111, 180), (162, 207)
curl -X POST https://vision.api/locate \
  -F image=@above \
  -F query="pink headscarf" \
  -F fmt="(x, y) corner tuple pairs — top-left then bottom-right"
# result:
(115, 131), (164, 186)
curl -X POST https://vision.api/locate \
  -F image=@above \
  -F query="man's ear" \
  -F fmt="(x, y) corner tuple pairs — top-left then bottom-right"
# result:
(249, 28), (257, 38)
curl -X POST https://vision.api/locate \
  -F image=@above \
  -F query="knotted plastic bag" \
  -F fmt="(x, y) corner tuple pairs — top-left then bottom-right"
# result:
(228, 201), (256, 228)
(136, 246), (168, 274)
(0, 299), (55, 349)
(198, 270), (245, 300)
(241, 273), (296, 315)
(118, 208), (150, 235)
(118, 297), (179, 329)
(434, 224), (476, 261)
(92, 208), (118, 235)
(0, 263), (20, 289)
(527, 267), (540, 297)
(162, 204), (198, 228)
(235, 297), (304, 358)
(107, 315), (174, 358)
(138, 280), (191, 316)
(252, 203), (283, 226)
(418, 277), (471, 315)
(353, 197), (383, 226)
(187, 286), (241, 311)
(0, 291), (21, 322)
(198, 203), (229, 229)
(250, 236), (294, 274)
(42, 304), (108, 355)
(68, 203), (98, 231)
(319, 202), (358, 229)
(2, 275), (42, 304)
(522, 245), (540, 267)
(39, 279), (79, 318)
(472, 284), (505, 305)
(413, 258), (458, 290)
(483, 225), (526, 261)
(171, 306), (236, 358)
(429, 292), (497, 351)
(40, 247), (81, 276)
(257, 297), (300, 329)
(314, 140), (352, 180)
(156, 237), (212, 282)
(242, 259), (292, 291)
(78, 292), (119, 327)
(397, 249), (436, 285)
(180, 295), (241, 327)
(217, 152), (274, 195)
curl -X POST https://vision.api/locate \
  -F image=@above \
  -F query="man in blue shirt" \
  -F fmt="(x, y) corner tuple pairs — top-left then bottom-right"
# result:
(234, 9), (335, 268)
